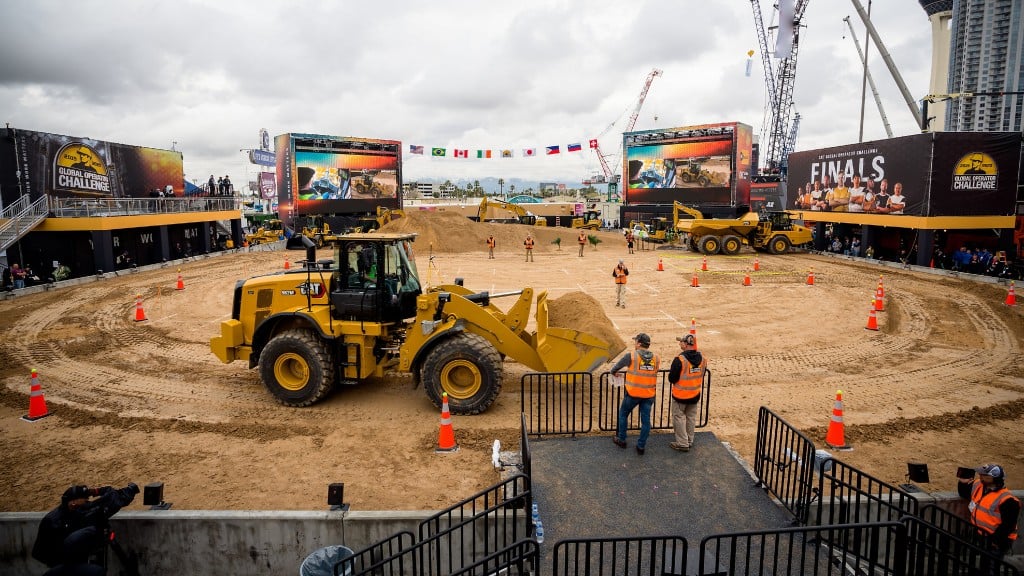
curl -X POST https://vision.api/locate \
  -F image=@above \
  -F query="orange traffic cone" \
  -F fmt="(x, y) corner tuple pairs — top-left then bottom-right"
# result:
(284, 258), (291, 270)
(176, 269), (185, 291)
(874, 287), (885, 312)
(21, 369), (50, 422)
(133, 294), (147, 322)
(701, 256), (708, 271)
(689, 318), (698, 349)
(657, 258), (664, 271)
(1006, 282), (1017, 307)
(807, 268), (815, 286)
(825, 390), (851, 450)
(743, 271), (751, 286)
(877, 276), (885, 299)
(866, 300), (879, 331)
(691, 270), (700, 288)
(436, 392), (458, 453)
(753, 257), (760, 272)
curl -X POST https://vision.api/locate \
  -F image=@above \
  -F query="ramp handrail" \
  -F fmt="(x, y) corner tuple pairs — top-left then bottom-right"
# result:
(901, 514), (1020, 576)
(0, 195), (49, 252)
(339, 531), (415, 576)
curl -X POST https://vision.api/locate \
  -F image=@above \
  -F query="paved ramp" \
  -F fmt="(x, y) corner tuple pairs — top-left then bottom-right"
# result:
(529, 430), (795, 547)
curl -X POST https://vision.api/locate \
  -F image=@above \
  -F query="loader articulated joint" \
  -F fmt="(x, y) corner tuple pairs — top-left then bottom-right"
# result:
(435, 292), (451, 321)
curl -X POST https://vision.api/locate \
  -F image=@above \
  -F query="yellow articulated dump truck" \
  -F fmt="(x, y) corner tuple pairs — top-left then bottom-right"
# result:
(674, 202), (813, 255)
(210, 232), (609, 414)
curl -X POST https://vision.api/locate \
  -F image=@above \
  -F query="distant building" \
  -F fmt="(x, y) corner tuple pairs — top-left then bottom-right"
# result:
(925, 0), (1024, 132)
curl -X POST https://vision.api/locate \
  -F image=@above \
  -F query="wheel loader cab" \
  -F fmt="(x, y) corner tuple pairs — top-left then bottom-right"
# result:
(330, 235), (421, 323)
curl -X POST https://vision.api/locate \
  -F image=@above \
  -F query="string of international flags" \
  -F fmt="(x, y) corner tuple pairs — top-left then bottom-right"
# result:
(408, 139), (598, 158)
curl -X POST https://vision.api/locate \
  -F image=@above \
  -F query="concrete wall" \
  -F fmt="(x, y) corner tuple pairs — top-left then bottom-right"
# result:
(0, 510), (431, 576)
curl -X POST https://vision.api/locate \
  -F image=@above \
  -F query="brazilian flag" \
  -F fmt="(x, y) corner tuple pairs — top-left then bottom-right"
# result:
(431, 148), (446, 157)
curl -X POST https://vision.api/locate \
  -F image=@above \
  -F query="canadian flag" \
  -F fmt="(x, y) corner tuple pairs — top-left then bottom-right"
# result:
(589, 139), (599, 149)
(523, 148), (536, 157)
(454, 149), (468, 158)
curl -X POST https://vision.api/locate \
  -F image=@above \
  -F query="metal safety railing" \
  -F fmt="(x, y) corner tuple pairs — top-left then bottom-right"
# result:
(901, 513), (1021, 576)
(753, 406), (819, 525)
(597, 369), (711, 434)
(700, 521), (908, 575)
(816, 457), (920, 527)
(520, 372), (595, 437)
(340, 531), (415, 576)
(552, 536), (688, 576)
(46, 195), (240, 218)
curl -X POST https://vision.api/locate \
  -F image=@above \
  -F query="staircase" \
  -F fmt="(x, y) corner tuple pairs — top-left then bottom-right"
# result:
(0, 195), (49, 253)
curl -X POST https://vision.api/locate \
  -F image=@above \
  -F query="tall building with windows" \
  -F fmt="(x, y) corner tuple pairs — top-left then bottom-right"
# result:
(936, 0), (1024, 132)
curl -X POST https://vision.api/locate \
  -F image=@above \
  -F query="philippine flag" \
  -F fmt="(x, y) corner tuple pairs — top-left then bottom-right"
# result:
(567, 143), (582, 152)
(409, 145), (424, 155)
(454, 149), (469, 158)
(589, 139), (599, 149)
(523, 148), (537, 157)
(546, 146), (560, 155)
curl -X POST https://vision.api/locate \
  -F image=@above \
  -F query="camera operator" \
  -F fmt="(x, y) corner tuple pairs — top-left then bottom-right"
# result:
(32, 483), (140, 575)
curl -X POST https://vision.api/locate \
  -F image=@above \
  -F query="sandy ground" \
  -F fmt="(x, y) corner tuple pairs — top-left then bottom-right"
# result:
(1, 210), (1022, 513)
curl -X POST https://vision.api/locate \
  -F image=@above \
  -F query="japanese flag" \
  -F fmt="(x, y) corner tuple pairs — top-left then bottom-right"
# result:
(523, 148), (536, 157)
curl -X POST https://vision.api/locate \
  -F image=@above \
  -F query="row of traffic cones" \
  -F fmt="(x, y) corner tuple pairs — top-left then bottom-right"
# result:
(866, 276), (886, 331)
(131, 269), (191, 322)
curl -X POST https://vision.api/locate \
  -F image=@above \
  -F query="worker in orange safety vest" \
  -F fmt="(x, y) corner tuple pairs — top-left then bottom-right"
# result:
(523, 234), (534, 262)
(668, 334), (706, 453)
(610, 333), (659, 455)
(612, 260), (629, 308)
(958, 463), (1020, 571)
(486, 235), (496, 259)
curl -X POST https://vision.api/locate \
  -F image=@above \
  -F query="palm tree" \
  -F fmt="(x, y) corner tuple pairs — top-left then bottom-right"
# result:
(498, 178), (504, 199)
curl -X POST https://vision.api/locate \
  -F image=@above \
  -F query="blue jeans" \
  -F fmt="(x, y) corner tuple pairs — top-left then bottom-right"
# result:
(616, 394), (654, 448)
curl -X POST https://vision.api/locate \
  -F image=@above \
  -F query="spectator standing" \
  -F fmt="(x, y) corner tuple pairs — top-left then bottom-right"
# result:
(610, 333), (660, 455)
(12, 263), (27, 289)
(612, 260), (629, 308)
(208, 175), (216, 195)
(668, 334), (706, 452)
(223, 175), (233, 195)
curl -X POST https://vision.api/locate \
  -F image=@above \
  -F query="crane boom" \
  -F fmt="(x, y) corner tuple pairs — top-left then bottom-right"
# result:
(843, 15), (893, 138)
(749, 0), (778, 110)
(849, 0), (923, 129)
(590, 68), (662, 183)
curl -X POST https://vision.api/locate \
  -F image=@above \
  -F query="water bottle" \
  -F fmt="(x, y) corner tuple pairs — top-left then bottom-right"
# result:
(531, 503), (539, 526)
(535, 520), (545, 544)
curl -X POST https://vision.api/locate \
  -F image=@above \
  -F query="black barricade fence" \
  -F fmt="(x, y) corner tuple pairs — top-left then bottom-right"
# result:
(901, 514), (1021, 576)
(449, 539), (539, 576)
(410, 474), (531, 576)
(520, 372), (594, 437)
(700, 522), (908, 576)
(816, 458), (920, 526)
(519, 412), (533, 490)
(597, 369), (711, 433)
(341, 531), (415, 575)
(552, 536), (688, 576)
(754, 406), (819, 525)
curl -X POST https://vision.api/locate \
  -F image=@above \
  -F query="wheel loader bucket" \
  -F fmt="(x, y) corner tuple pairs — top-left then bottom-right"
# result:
(533, 291), (610, 373)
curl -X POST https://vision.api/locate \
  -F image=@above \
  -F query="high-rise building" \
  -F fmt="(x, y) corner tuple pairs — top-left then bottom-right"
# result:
(934, 0), (1024, 132)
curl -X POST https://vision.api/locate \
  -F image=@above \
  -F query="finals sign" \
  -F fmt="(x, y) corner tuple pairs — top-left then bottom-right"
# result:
(952, 152), (997, 191)
(53, 143), (111, 195)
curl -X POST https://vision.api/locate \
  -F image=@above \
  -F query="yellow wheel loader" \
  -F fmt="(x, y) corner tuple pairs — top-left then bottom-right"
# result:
(210, 232), (609, 414)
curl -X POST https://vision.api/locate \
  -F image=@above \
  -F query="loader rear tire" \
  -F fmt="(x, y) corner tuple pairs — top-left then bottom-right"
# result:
(260, 329), (335, 407)
(422, 333), (502, 415)
(721, 235), (743, 255)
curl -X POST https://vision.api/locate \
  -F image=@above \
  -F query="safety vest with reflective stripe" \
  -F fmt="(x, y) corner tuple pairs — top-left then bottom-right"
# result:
(579, 233), (587, 244)
(487, 237), (495, 248)
(672, 355), (705, 400)
(614, 266), (628, 285)
(970, 483), (1020, 539)
(524, 238), (534, 249)
(624, 352), (659, 398)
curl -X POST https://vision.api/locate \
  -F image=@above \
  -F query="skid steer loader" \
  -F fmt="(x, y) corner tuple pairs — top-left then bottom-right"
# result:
(210, 232), (610, 414)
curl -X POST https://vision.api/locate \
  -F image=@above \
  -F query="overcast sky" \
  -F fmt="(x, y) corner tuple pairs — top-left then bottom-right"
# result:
(0, 0), (934, 192)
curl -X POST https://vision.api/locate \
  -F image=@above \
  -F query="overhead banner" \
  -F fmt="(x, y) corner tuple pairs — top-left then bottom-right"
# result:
(5, 129), (183, 201)
(787, 132), (1020, 217)
(250, 149), (276, 166)
(259, 171), (276, 200)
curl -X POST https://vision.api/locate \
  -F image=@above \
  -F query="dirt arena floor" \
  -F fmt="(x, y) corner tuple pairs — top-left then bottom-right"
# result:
(1, 210), (1022, 512)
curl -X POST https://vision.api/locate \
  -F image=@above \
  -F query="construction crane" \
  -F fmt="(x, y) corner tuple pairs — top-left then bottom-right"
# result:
(782, 112), (801, 162)
(749, 0), (810, 173)
(589, 68), (662, 186)
(842, 15), (893, 138)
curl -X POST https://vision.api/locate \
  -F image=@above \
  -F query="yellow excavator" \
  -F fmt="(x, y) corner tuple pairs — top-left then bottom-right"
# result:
(210, 232), (609, 414)
(477, 198), (547, 226)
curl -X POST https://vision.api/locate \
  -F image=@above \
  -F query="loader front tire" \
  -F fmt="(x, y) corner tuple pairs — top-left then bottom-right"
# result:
(422, 333), (502, 415)
(260, 329), (335, 407)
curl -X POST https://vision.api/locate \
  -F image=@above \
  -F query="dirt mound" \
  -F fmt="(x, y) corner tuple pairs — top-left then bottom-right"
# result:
(548, 291), (627, 359)
(381, 209), (626, 254)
